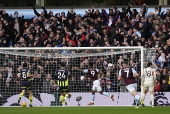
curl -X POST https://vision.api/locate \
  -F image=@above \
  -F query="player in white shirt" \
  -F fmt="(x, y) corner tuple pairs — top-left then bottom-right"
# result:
(140, 62), (156, 107)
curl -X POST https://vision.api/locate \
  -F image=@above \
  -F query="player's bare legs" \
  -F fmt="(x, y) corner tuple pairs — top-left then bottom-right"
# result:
(88, 90), (95, 105)
(18, 89), (25, 104)
(28, 90), (33, 107)
(88, 90), (114, 105)
(99, 91), (114, 101)
(140, 88), (147, 107)
(150, 91), (154, 107)
(131, 90), (140, 108)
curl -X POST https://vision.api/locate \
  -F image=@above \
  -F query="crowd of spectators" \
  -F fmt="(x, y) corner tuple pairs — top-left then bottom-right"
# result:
(1, 3), (170, 103)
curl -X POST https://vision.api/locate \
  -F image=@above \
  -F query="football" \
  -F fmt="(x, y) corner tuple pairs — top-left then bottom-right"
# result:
(80, 76), (85, 81)
(21, 102), (27, 107)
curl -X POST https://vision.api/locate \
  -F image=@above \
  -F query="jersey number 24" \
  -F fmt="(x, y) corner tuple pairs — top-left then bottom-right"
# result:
(58, 72), (66, 79)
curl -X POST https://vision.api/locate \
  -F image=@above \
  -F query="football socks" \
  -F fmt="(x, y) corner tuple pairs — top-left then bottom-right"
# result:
(29, 97), (33, 104)
(151, 95), (154, 106)
(60, 95), (65, 104)
(64, 94), (69, 100)
(92, 94), (95, 102)
(103, 92), (110, 97)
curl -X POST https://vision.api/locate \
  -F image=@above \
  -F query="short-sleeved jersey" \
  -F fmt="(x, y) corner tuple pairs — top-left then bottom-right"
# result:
(20, 68), (31, 81)
(54, 68), (70, 87)
(143, 67), (156, 81)
(83, 68), (99, 81)
(119, 68), (137, 85)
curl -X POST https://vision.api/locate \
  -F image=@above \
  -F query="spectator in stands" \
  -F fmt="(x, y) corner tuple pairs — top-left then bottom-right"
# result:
(42, 74), (56, 93)
(0, 74), (6, 92)
(102, 8), (119, 27)
(161, 79), (170, 92)
(158, 53), (166, 68)
(166, 53), (170, 68)
(33, 7), (48, 19)
(32, 74), (43, 92)
(0, 10), (10, 23)
(154, 70), (162, 92)
(67, 8), (76, 20)
(11, 11), (24, 24)
(167, 71), (170, 84)
(132, 27), (141, 39)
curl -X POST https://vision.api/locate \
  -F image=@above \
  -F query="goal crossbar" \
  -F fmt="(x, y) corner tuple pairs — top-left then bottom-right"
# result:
(0, 46), (143, 50)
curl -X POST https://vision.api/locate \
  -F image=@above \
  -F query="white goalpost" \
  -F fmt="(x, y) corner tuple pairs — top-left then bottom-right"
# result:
(0, 46), (147, 106)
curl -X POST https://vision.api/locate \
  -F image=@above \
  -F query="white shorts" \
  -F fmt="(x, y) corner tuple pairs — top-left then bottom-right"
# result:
(143, 81), (154, 91)
(92, 80), (102, 92)
(126, 83), (137, 93)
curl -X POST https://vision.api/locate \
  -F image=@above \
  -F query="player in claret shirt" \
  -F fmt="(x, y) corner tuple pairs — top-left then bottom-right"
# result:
(74, 62), (114, 105)
(118, 62), (140, 108)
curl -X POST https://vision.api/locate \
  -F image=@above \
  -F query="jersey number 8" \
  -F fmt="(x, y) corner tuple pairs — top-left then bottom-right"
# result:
(146, 70), (151, 77)
(22, 72), (27, 78)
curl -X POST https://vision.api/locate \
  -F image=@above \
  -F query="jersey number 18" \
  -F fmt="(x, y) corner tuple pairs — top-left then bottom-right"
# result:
(146, 70), (152, 77)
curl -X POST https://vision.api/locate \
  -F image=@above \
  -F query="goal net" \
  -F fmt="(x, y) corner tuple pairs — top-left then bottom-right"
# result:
(0, 47), (145, 106)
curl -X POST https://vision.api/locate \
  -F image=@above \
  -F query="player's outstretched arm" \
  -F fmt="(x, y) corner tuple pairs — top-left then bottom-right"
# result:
(133, 72), (139, 77)
(117, 75), (123, 80)
(118, 70), (123, 80)
(132, 68), (139, 77)
(27, 70), (33, 77)
(72, 67), (84, 72)
(27, 73), (33, 77)
(153, 70), (157, 86)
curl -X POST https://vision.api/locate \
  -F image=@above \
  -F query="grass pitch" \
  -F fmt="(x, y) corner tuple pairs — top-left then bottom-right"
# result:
(0, 106), (169, 114)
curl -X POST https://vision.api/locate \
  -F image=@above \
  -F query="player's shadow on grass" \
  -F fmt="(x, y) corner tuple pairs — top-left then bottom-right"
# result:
(10, 103), (21, 106)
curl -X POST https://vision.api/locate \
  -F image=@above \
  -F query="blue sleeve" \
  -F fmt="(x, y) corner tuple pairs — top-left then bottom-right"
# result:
(132, 68), (137, 73)
(83, 69), (88, 73)
(119, 70), (122, 76)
